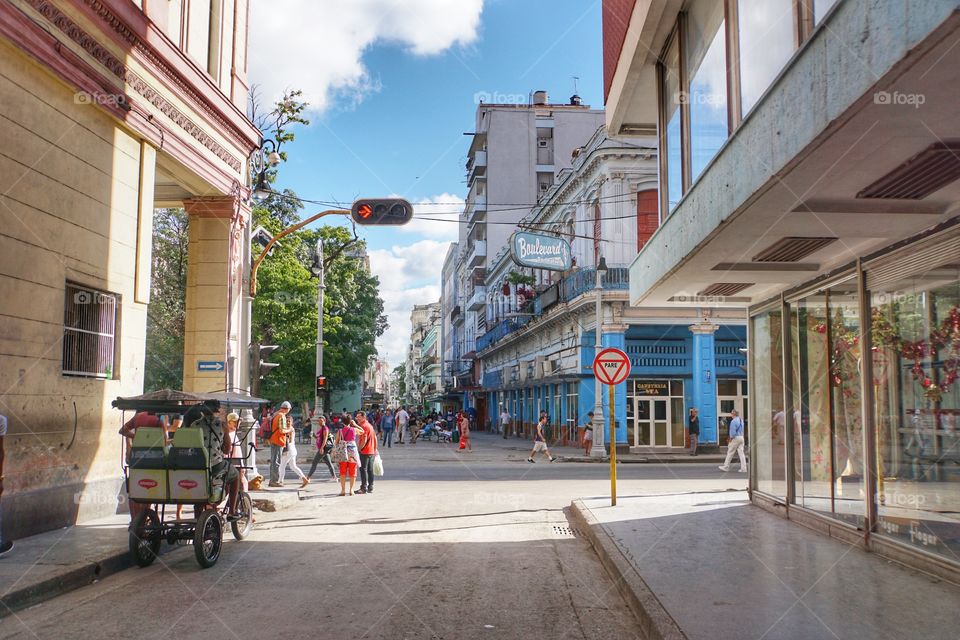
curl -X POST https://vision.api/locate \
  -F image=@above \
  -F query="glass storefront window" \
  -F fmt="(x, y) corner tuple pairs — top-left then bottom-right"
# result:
(686, 0), (728, 181)
(752, 309), (787, 498)
(628, 379), (685, 447)
(662, 35), (683, 212)
(871, 259), (960, 561)
(790, 281), (864, 525)
(737, 0), (796, 115)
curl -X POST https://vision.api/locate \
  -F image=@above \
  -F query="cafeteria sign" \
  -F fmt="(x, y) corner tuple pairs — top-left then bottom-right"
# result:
(510, 231), (572, 271)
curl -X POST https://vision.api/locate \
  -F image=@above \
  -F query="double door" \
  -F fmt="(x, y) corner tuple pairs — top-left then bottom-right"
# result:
(633, 396), (674, 447)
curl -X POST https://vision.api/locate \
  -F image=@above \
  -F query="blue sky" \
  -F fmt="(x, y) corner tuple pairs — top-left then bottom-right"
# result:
(250, 0), (605, 363)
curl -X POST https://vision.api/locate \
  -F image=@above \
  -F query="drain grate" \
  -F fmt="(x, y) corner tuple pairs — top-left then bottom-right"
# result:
(552, 525), (583, 538)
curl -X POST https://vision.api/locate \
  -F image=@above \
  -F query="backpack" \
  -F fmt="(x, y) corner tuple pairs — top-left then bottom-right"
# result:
(259, 414), (273, 440)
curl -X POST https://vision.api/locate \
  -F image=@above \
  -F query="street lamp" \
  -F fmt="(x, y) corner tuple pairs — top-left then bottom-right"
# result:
(590, 256), (608, 458)
(310, 239), (325, 428)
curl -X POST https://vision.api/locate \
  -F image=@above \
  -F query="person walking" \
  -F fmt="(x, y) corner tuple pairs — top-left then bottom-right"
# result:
(335, 419), (361, 496)
(527, 414), (556, 463)
(499, 407), (511, 439)
(308, 416), (337, 481)
(396, 406), (409, 444)
(688, 407), (700, 456)
(380, 409), (396, 448)
(719, 409), (747, 472)
(0, 413), (13, 557)
(582, 412), (594, 456)
(278, 421), (310, 488)
(268, 402), (293, 487)
(356, 412), (378, 494)
(457, 412), (472, 452)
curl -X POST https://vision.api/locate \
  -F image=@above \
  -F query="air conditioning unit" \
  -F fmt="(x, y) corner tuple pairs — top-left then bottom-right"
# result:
(534, 355), (547, 379)
(519, 360), (533, 381)
(509, 366), (519, 383)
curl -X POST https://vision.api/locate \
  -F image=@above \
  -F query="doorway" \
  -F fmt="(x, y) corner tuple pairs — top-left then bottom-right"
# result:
(633, 397), (672, 447)
(717, 379), (748, 442)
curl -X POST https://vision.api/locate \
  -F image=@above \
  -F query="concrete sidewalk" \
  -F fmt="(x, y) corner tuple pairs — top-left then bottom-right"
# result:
(0, 485), (304, 619)
(571, 490), (960, 640)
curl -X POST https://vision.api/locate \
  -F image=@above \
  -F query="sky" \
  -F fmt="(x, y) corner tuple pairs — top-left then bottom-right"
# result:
(249, 0), (605, 366)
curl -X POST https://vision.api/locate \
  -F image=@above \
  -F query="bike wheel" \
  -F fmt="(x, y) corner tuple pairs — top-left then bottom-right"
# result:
(193, 509), (223, 568)
(231, 492), (254, 540)
(129, 508), (161, 567)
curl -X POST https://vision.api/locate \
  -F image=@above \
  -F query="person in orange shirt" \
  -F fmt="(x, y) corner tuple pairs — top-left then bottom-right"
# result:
(268, 401), (293, 487)
(356, 412), (379, 495)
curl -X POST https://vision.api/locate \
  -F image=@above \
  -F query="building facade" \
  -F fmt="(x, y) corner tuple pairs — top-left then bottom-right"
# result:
(450, 92), (607, 416)
(404, 302), (441, 409)
(605, 0), (960, 579)
(0, 0), (259, 539)
(477, 126), (746, 447)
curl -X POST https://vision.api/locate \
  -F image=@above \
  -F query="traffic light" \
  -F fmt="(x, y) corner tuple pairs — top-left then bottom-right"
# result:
(316, 376), (326, 395)
(351, 198), (414, 226)
(250, 342), (279, 397)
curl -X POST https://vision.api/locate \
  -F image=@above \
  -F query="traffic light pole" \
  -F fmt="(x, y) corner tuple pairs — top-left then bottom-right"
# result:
(313, 237), (325, 427)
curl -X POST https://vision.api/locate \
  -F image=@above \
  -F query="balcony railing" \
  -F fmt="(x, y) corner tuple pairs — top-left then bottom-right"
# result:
(476, 267), (630, 353)
(467, 240), (486, 268)
(466, 285), (486, 311)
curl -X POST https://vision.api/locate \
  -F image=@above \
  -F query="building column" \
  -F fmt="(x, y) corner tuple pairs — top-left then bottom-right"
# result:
(182, 195), (250, 393)
(601, 327), (629, 445)
(690, 320), (720, 444)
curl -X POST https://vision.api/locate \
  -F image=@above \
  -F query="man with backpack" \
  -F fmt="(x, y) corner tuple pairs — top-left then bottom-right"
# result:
(267, 401), (293, 487)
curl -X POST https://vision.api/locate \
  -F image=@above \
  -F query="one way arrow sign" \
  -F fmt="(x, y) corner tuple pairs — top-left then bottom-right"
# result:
(198, 361), (225, 372)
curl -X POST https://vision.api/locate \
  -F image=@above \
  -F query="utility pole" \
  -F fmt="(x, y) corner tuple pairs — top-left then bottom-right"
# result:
(590, 257), (608, 458)
(311, 238), (325, 429)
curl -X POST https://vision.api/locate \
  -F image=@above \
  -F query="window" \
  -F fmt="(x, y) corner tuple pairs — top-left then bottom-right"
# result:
(751, 308), (786, 498)
(686, 0), (728, 180)
(660, 34), (683, 213)
(813, 0), (840, 25)
(63, 283), (118, 379)
(737, 0), (796, 115)
(637, 189), (659, 250)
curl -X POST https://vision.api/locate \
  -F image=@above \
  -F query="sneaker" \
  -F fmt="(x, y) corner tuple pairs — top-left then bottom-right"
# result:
(527, 458), (535, 464)
(356, 489), (366, 494)
(366, 488), (373, 494)
(548, 456), (556, 462)
(300, 477), (310, 488)
(718, 465), (729, 472)
(0, 540), (13, 558)
(268, 481), (283, 487)
(738, 469), (748, 473)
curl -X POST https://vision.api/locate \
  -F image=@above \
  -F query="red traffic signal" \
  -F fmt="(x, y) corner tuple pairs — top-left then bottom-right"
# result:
(351, 198), (414, 226)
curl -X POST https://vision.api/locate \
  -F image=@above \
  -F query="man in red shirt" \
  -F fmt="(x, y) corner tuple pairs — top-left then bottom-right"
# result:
(356, 412), (378, 494)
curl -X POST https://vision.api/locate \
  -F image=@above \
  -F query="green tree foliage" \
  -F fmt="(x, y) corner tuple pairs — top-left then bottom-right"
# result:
(252, 207), (387, 403)
(144, 208), (189, 391)
(393, 363), (407, 399)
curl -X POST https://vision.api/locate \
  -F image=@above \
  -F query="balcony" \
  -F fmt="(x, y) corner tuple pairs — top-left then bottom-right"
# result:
(466, 285), (486, 311)
(466, 194), (487, 225)
(466, 240), (486, 269)
(467, 149), (487, 181)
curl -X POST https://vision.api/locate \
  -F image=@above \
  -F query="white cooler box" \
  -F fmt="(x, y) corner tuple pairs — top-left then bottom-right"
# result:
(169, 469), (209, 502)
(128, 468), (169, 502)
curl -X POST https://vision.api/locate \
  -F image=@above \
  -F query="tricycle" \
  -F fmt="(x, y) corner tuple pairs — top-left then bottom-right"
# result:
(113, 389), (268, 569)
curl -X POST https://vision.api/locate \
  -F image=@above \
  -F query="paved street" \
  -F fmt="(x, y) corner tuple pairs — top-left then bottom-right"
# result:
(0, 434), (743, 640)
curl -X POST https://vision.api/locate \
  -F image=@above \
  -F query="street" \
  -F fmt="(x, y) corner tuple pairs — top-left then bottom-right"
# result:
(0, 434), (743, 640)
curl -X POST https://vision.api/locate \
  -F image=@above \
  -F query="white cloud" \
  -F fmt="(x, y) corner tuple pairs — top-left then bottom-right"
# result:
(398, 194), (463, 242)
(250, 1), (485, 112)
(369, 239), (452, 365)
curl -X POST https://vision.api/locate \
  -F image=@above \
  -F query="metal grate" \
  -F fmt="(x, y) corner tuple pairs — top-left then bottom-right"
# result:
(752, 237), (836, 262)
(698, 282), (753, 297)
(858, 142), (960, 200)
(62, 283), (117, 378)
(552, 525), (583, 538)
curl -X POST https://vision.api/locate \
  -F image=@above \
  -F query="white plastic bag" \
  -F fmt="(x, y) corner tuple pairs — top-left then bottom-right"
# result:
(372, 453), (384, 477)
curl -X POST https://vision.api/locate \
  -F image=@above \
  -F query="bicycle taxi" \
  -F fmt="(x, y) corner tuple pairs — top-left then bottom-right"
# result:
(113, 389), (268, 568)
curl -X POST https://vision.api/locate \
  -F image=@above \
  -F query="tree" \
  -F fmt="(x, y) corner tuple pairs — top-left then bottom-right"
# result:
(393, 363), (407, 399)
(144, 208), (189, 391)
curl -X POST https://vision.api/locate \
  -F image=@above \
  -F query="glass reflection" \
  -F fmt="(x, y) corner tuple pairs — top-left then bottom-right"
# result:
(738, 0), (796, 114)
(687, 0), (728, 180)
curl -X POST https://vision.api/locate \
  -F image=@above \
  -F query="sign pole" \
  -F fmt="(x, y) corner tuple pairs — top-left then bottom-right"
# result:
(609, 383), (617, 506)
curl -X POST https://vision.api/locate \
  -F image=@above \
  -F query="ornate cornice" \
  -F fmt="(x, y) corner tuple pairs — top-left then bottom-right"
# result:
(24, 0), (244, 172)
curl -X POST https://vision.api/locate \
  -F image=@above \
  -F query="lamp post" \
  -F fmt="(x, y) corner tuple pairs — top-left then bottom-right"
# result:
(590, 256), (608, 458)
(310, 238), (325, 428)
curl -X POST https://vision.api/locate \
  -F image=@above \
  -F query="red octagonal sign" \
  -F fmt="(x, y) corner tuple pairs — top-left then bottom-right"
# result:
(593, 347), (631, 385)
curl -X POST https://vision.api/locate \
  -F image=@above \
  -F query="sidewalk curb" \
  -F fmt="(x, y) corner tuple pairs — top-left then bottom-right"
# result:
(560, 456), (725, 464)
(570, 499), (687, 640)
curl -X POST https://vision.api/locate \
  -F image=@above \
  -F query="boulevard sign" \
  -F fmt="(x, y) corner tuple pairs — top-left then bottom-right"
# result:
(510, 231), (572, 271)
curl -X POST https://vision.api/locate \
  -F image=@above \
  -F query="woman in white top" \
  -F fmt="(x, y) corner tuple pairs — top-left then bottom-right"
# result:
(278, 423), (310, 489)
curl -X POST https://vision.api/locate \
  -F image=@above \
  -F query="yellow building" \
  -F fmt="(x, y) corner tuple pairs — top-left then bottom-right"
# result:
(0, 0), (259, 538)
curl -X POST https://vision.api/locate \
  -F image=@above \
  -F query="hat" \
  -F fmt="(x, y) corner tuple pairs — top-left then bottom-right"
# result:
(280, 401), (292, 410)
(226, 412), (240, 423)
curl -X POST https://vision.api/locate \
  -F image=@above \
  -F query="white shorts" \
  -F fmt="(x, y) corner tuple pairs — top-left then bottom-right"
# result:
(532, 441), (548, 452)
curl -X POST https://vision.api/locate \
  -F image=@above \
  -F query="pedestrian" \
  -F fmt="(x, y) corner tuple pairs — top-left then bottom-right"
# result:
(268, 401), (293, 487)
(278, 418), (310, 489)
(409, 416), (421, 444)
(499, 407), (511, 438)
(718, 409), (747, 472)
(335, 418), (361, 496)
(582, 412), (594, 456)
(0, 413), (13, 557)
(396, 406), (409, 444)
(224, 413), (248, 492)
(308, 416), (337, 481)
(527, 414), (556, 463)
(381, 409), (396, 448)
(118, 410), (168, 520)
(458, 412), (472, 452)
(356, 412), (378, 494)
(688, 407), (700, 456)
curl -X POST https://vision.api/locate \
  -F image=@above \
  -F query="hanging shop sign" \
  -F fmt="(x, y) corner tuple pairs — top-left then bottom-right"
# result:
(510, 231), (572, 271)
